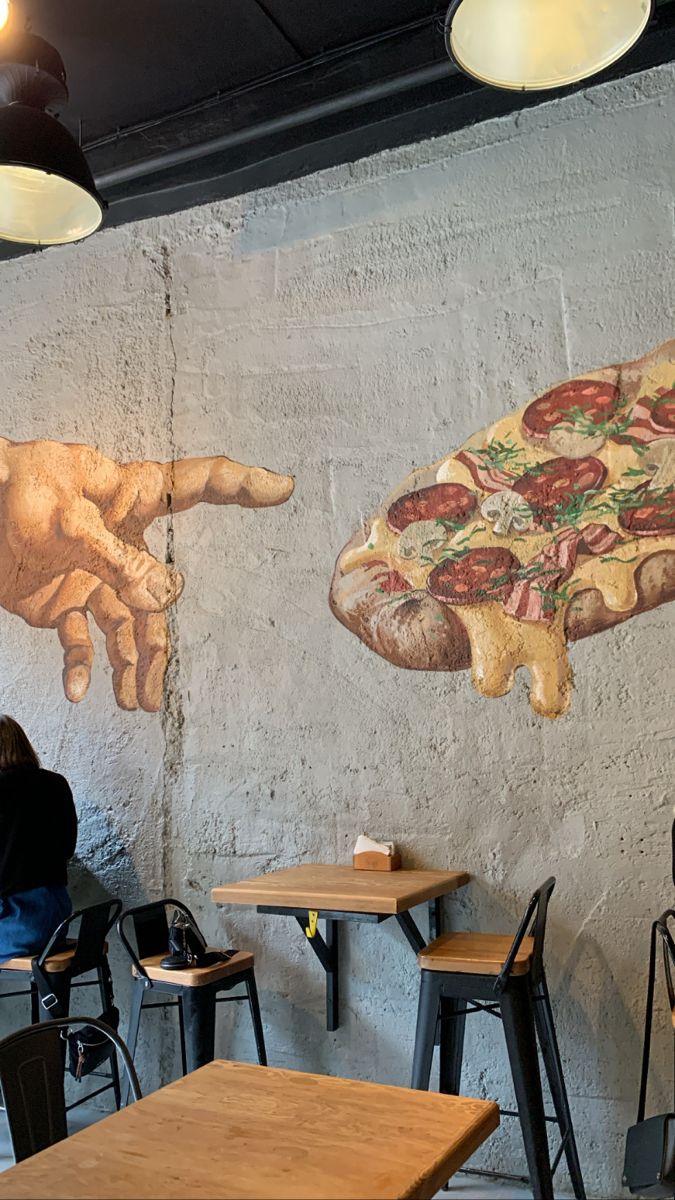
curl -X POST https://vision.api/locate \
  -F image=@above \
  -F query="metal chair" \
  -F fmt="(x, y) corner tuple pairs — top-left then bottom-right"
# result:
(0, 1016), (141, 1164)
(0, 898), (123, 1110)
(622, 909), (675, 1197)
(117, 898), (266, 1100)
(411, 877), (585, 1200)
(639, 908), (675, 1124)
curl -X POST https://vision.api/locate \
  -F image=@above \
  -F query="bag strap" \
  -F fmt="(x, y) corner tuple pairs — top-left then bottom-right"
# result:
(185, 912), (208, 956)
(30, 956), (68, 1020)
(637, 921), (659, 1124)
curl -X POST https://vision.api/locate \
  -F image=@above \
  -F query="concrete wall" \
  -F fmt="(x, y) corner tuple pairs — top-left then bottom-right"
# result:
(2, 60), (675, 1197)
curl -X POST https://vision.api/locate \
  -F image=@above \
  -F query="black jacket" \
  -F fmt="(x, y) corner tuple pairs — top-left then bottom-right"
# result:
(0, 766), (77, 898)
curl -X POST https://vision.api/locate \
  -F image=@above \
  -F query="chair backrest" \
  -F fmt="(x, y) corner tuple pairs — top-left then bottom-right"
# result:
(117, 898), (206, 981)
(0, 1022), (66, 1162)
(657, 910), (675, 1014)
(494, 876), (556, 993)
(37, 898), (123, 978)
(636, 909), (675, 1124)
(0, 1017), (141, 1163)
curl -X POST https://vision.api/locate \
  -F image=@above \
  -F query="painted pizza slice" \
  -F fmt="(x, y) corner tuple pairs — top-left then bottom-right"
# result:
(329, 337), (675, 718)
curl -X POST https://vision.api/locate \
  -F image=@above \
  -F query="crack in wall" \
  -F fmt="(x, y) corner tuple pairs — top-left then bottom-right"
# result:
(157, 243), (185, 1083)
(159, 242), (184, 897)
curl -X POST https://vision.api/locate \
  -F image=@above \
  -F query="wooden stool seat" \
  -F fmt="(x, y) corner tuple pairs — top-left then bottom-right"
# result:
(132, 950), (254, 987)
(0, 939), (109, 975)
(418, 932), (535, 976)
(0, 946), (77, 974)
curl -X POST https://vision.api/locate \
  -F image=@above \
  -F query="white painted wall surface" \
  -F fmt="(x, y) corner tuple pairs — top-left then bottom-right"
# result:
(2, 61), (675, 1197)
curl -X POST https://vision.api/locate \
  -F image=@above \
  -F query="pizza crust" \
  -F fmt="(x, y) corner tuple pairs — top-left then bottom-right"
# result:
(330, 544), (675, 672)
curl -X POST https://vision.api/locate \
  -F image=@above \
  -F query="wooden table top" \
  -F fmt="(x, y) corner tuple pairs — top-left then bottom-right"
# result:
(211, 863), (470, 915)
(0, 1061), (498, 1200)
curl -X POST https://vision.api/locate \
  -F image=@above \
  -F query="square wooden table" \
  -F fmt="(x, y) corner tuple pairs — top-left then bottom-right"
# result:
(0, 1060), (499, 1199)
(212, 863), (470, 1030)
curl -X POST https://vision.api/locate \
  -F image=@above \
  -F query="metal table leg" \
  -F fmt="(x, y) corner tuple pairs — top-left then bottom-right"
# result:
(429, 897), (443, 1044)
(429, 896), (443, 942)
(325, 918), (339, 1032)
(295, 916), (340, 1032)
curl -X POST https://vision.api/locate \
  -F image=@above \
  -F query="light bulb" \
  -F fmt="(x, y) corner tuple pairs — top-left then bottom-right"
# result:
(0, 2), (9, 33)
(445, 0), (652, 92)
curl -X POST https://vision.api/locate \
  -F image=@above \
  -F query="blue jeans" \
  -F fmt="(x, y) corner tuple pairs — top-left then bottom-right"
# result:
(0, 886), (72, 960)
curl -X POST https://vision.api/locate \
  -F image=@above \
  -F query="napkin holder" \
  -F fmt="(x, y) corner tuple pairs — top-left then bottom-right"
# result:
(353, 850), (402, 871)
(352, 835), (401, 871)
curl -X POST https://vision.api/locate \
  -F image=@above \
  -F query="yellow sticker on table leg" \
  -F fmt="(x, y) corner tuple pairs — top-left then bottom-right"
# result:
(305, 910), (319, 938)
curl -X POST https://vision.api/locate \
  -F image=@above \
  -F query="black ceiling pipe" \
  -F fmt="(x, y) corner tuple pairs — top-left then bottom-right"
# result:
(95, 59), (456, 190)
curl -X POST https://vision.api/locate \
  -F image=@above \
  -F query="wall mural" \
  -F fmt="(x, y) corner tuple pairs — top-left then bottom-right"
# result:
(330, 338), (675, 719)
(0, 439), (294, 711)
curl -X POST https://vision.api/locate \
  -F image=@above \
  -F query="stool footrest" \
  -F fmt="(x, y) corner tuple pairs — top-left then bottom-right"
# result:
(65, 1080), (116, 1112)
(499, 1108), (560, 1124)
(550, 1129), (570, 1176)
(453, 1166), (530, 1188)
(439, 1000), (500, 1020)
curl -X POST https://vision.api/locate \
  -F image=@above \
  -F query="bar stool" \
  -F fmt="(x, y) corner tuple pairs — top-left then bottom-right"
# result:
(0, 898), (123, 1111)
(411, 877), (585, 1200)
(117, 898), (267, 1097)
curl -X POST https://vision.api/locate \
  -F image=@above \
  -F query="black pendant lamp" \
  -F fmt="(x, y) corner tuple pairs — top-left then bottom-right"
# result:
(445, 0), (652, 92)
(0, 11), (103, 245)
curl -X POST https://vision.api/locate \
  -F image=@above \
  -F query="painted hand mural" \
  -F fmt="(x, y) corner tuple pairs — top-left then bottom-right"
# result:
(330, 338), (675, 719)
(0, 438), (294, 711)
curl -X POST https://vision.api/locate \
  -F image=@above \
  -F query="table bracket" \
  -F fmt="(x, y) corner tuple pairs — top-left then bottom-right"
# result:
(395, 910), (427, 954)
(295, 916), (339, 1031)
(257, 906), (387, 923)
(251, 896), (450, 1035)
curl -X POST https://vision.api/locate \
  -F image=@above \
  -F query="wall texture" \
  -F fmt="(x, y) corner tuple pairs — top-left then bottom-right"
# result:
(2, 59), (675, 1197)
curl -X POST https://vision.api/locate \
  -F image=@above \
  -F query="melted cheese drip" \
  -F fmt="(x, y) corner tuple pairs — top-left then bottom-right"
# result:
(342, 359), (675, 717)
(459, 604), (573, 718)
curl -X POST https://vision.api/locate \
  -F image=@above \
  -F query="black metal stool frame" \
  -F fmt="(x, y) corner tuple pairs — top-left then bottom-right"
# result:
(117, 898), (266, 1101)
(411, 877), (585, 1200)
(0, 898), (123, 1113)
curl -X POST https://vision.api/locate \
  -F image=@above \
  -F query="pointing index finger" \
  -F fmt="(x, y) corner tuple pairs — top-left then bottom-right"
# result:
(124, 456), (294, 525)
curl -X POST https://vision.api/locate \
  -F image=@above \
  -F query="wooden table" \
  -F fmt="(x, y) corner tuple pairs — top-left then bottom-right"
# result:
(0, 1060), (499, 1199)
(212, 863), (470, 1030)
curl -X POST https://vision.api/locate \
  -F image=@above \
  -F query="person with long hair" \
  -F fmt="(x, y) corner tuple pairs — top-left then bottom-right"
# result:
(0, 716), (77, 960)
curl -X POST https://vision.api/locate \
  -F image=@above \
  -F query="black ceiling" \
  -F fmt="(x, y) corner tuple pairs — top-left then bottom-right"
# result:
(10, 0), (675, 244)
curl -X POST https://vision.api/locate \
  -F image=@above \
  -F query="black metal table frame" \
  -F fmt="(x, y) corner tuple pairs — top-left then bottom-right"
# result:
(257, 896), (443, 1031)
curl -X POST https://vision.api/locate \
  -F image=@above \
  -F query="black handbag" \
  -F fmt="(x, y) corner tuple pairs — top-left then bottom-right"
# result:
(160, 908), (208, 969)
(31, 955), (120, 1081)
(160, 908), (237, 971)
(66, 1006), (120, 1081)
(624, 915), (675, 1196)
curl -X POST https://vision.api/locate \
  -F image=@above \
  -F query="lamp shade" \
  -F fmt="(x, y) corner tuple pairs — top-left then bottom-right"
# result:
(445, 0), (652, 91)
(0, 104), (103, 245)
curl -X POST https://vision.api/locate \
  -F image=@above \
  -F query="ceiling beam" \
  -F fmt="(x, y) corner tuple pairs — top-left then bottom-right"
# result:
(2, 1), (675, 259)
